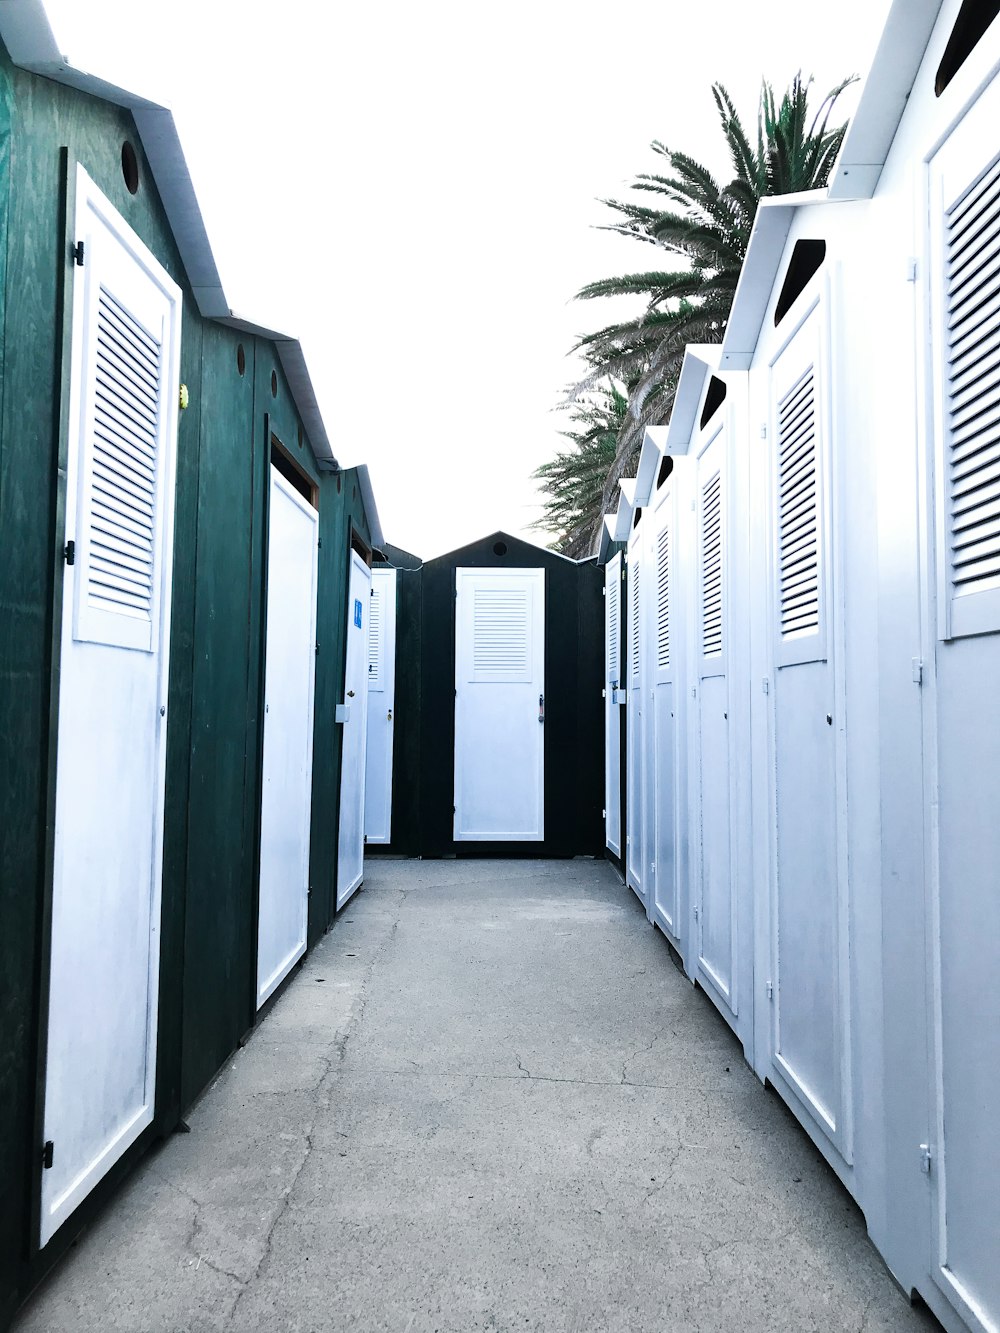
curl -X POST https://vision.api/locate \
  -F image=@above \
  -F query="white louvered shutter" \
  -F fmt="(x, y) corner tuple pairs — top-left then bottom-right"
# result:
(656, 517), (671, 671)
(607, 565), (620, 685)
(73, 221), (173, 653)
(368, 581), (383, 689)
(630, 563), (641, 681)
(778, 368), (820, 639)
(471, 585), (532, 680)
(943, 151), (1000, 634)
(701, 471), (723, 658)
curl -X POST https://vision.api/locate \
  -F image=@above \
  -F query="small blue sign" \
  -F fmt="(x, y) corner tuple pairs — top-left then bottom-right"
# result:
(354, 598), (363, 629)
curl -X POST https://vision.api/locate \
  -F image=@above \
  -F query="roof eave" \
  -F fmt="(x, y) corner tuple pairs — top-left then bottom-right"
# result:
(827, 0), (945, 201)
(665, 345), (721, 452)
(720, 193), (835, 370)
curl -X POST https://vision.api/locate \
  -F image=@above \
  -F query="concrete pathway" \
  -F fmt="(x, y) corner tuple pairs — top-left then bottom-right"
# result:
(14, 859), (938, 1333)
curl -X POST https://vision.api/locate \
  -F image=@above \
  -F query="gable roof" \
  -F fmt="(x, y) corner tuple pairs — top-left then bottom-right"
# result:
(0, 0), (340, 469)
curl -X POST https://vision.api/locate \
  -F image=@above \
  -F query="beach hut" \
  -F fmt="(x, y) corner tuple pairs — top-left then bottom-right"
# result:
(0, 7), (382, 1317)
(382, 532), (604, 858)
(826, 3), (1000, 1326)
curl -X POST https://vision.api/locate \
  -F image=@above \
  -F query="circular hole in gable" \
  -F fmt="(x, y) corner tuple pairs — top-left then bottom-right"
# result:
(270, 370), (278, 398)
(493, 540), (508, 556)
(236, 343), (246, 376)
(121, 141), (140, 195)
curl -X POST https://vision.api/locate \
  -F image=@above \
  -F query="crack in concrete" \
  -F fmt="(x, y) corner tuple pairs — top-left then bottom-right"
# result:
(222, 882), (409, 1327)
(622, 1033), (660, 1085)
(145, 1167), (248, 1289)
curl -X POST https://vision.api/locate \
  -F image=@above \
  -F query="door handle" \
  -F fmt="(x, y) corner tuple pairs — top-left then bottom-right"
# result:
(347, 689), (355, 698)
(538, 694), (545, 724)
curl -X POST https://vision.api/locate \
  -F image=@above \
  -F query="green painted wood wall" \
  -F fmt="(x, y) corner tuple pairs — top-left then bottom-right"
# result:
(0, 46), (375, 1327)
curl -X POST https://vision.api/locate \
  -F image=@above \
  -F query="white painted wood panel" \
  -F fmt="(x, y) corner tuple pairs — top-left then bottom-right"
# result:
(693, 423), (735, 1010)
(454, 567), (544, 841)
(364, 567), (396, 845)
(604, 554), (622, 857)
(41, 167), (181, 1245)
(625, 535), (644, 900)
(925, 78), (1000, 1333)
(337, 550), (372, 906)
(256, 469), (318, 1008)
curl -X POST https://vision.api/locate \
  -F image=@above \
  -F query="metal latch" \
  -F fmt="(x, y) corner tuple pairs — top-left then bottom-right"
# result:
(919, 1144), (932, 1174)
(538, 694), (545, 725)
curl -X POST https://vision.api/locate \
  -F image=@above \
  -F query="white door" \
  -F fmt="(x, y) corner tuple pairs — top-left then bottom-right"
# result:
(604, 554), (623, 857)
(766, 305), (848, 1157)
(364, 566), (397, 844)
(625, 535), (644, 900)
(337, 550), (372, 907)
(649, 478), (680, 940)
(256, 469), (318, 1009)
(693, 423), (736, 1012)
(922, 87), (1000, 1333)
(454, 567), (544, 841)
(41, 167), (181, 1245)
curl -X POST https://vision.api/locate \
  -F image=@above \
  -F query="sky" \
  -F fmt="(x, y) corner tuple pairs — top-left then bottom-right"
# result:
(43, 0), (892, 558)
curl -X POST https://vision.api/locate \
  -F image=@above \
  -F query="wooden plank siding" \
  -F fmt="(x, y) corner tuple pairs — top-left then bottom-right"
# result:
(0, 42), (374, 1323)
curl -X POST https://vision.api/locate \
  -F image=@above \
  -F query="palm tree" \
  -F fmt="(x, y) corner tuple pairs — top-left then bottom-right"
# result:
(533, 382), (629, 558)
(569, 73), (854, 548)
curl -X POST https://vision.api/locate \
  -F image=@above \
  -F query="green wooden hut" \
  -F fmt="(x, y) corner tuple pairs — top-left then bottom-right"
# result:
(0, 6), (382, 1322)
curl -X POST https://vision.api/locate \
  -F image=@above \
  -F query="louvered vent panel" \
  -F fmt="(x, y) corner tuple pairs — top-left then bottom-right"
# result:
(630, 565), (640, 679)
(88, 288), (161, 621)
(656, 521), (670, 669)
(368, 585), (382, 686)
(701, 473), (723, 657)
(946, 154), (1000, 601)
(472, 587), (529, 676)
(607, 576), (620, 681)
(777, 368), (820, 637)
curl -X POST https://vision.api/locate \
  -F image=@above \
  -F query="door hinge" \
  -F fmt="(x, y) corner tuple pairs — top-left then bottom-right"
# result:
(602, 808), (606, 819)
(912, 657), (923, 685)
(602, 586), (606, 597)
(919, 1143), (932, 1174)
(693, 904), (699, 921)
(315, 642), (320, 655)
(760, 423), (767, 439)
(42, 1140), (54, 1169)
(317, 536), (322, 549)
(766, 981), (773, 1001)
(906, 257), (918, 283)
(762, 677), (769, 695)
(601, 688), (606, 699)
(64, 539), (75, 566)
(72, 241), (84, 267)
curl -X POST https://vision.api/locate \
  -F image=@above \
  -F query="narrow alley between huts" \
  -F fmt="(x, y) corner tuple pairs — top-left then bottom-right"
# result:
(13, 859), (937, 1333)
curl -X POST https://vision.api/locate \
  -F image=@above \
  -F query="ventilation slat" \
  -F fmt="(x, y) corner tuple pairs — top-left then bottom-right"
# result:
(946, 165), (1000, 605)
(701, 472), (723, 658)
(472, 587), (529, 676)
(607, 575), (620, 681)
(630, 563), (641, 678)
(656, 519), (671, 671)
(777, 368), (820, 639)
(368, 585), (382, 687)
(83, 285), (162, 625)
